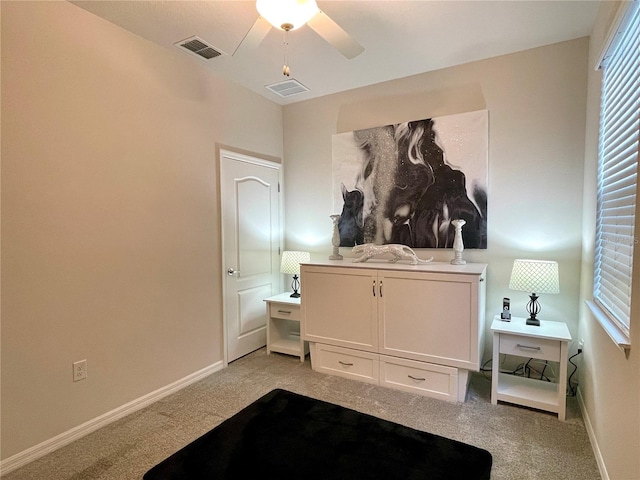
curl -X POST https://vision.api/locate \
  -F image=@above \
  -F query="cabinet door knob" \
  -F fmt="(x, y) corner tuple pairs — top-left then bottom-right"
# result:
(379, 280), (383, 297)
(372, 280), (376, 297)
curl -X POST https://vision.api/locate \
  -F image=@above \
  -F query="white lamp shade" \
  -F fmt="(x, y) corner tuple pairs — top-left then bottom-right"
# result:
(509, 259), (560, 294)
(256, 0), (319, 30)
(280, 251), (310, 275)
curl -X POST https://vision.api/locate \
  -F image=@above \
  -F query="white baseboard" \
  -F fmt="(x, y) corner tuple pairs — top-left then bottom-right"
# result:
(0, 361), (224, 476)
(577, 387), (609, 480)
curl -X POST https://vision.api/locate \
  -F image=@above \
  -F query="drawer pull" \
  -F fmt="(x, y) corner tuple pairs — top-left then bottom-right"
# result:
(372, 280), (376, 297)
(277, 310), (292, 315)
(338, 361), (354, 367)
(516, 344), (541, 351)
(408, 375), (426, 382)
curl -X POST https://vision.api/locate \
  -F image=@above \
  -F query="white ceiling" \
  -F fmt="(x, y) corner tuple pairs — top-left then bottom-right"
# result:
(71, 1), (601, 105)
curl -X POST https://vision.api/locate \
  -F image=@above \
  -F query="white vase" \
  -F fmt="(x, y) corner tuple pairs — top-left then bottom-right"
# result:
(329, 214), (343, 260)
(451, 219), (467, 265)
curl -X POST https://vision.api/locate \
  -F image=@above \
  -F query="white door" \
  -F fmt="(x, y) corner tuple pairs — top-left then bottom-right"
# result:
(220, 150), (281, 363)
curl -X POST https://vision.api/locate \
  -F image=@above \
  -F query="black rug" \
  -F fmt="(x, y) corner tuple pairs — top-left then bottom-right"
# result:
(144, 389), (492, 480)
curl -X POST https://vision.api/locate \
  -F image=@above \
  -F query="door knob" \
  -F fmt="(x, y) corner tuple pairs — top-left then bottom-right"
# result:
(227, 268), (239, 276)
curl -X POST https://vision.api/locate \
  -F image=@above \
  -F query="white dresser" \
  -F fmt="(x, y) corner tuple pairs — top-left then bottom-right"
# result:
(300, 260), (487, 402)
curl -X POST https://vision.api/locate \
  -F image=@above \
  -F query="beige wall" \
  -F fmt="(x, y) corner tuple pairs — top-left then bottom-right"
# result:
(283, 38), (589, 363)
(1, 1), (283, 459)
(3, 1), (637, 477)
(579, 2), (640, 479)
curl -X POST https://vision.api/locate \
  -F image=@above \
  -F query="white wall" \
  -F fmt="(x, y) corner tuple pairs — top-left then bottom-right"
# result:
(579, 2), (640, 479)
(1, 1), (283, 460)
(283, 38), (589, 363)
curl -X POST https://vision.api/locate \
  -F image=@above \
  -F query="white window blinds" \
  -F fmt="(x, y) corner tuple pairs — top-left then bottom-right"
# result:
(594, 2), (640, 337)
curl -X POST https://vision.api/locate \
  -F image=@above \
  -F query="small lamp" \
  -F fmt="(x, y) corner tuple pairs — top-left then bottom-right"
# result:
(509, 259), (559, 326)
(280, 251), (310, 298)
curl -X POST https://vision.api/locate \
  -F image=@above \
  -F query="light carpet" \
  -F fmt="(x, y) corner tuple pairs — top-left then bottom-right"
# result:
(3, 348), (600, 480)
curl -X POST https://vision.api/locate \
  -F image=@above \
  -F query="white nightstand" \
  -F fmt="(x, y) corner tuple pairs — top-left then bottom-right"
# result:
(264, 293), (308, 362)
(491, 315), (572, 420)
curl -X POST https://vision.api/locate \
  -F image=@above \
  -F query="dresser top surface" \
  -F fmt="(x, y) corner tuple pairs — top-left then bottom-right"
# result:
(264, 293), (301, 305)
(491, 315), (572, 341)
(301, 259), (487, 275)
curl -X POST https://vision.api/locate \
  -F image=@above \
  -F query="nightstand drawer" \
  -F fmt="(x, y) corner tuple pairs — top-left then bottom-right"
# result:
(380, 355), (458, 402)
(314, 344), (379, 384)
(270, 303), (300, 321)
(500, 334), (560, 361)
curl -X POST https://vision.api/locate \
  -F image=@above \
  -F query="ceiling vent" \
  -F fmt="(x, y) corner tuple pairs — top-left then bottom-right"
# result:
(175, 36), (224, 61)
(265, 79), (310, 98)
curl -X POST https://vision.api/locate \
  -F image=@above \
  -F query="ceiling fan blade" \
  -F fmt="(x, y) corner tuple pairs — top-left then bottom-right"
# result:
(307, 10), (364, 59)
(233, 16), (272, 56)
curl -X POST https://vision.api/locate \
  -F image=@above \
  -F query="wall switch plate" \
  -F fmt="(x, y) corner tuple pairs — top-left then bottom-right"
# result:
(73, 359), (87, 382)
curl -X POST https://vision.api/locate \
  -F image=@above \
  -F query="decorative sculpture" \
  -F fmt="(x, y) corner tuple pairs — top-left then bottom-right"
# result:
(451, 219), (467, 265)
(352, 243), (433, 265)
(329, 214), (343, 260)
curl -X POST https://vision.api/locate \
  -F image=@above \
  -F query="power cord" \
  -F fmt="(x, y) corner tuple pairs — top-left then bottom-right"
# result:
(567, 347), (582, 396)
(480, 356), (552, 382)
(481, 347), (583, 397)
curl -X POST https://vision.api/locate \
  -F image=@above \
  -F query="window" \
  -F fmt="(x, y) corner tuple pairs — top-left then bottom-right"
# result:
(592, 1), (639, 348)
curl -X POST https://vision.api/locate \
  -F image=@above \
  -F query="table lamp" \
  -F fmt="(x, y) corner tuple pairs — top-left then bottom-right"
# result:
(280, 251), (310, 298)
(509, 259), (559, 326)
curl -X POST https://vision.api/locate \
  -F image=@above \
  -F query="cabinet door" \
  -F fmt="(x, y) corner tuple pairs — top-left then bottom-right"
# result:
(378, 270), (480, 370)
(301, 266), (378, 352)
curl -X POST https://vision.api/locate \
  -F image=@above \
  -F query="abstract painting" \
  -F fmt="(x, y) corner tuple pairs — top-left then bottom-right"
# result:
(332, 110), (488, 249)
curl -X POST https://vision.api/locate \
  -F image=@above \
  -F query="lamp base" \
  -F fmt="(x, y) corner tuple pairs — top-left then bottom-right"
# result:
(289, 274), (300, 298)
(526, 317), (540, 326)
(525, 293), (541, 326)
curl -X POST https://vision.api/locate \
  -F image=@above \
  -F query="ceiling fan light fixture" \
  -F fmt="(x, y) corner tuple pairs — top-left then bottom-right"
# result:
(256, 0), (319, 31)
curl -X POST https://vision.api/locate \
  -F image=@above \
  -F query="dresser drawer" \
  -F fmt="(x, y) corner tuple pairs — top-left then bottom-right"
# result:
(380, 355), (458, 402)
(499, 334), (560, 362)
(313, 344), (379, 384)
(270, 303), (300, 321)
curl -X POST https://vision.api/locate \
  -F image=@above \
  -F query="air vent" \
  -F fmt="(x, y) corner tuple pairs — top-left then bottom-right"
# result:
(265, 79), (310, 98)
(174, 36), (224, 61)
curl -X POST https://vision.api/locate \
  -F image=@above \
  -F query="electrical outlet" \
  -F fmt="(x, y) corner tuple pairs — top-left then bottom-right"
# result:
(73, 359), (87, 382)
(579, 339), (585, 349)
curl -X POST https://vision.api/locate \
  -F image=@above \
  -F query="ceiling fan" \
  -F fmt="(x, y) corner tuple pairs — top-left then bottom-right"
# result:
(235, 0), (365, 62)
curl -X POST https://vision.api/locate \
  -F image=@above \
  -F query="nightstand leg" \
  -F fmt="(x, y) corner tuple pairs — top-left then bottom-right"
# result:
(491, 332), (499, 405)
(558, 341), (568, 421)
(266, 317), (271, 355)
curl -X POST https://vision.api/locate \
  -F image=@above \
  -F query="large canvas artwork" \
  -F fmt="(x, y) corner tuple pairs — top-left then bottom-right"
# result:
(332, 110), (488, 249)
